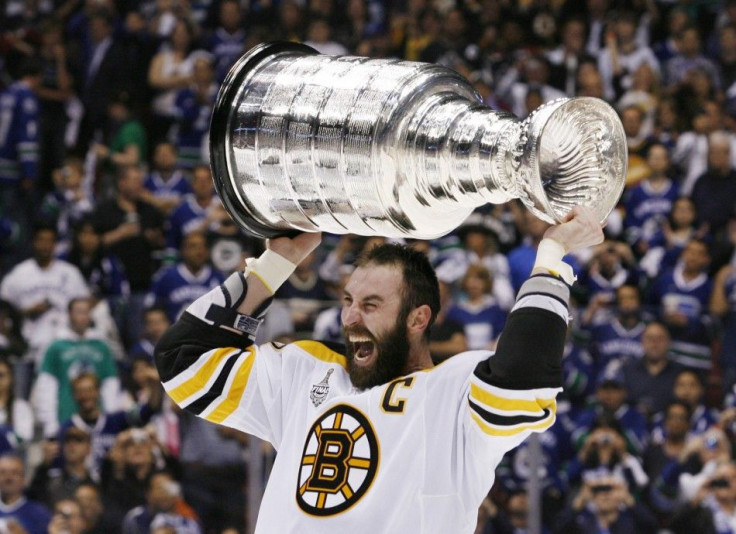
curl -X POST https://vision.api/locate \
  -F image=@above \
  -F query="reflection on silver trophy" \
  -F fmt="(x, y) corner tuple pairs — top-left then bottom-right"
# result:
(210, 42), (627, 239)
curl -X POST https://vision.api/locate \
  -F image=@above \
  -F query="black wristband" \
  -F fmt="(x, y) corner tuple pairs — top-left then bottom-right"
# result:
(205, 304), (262, 338)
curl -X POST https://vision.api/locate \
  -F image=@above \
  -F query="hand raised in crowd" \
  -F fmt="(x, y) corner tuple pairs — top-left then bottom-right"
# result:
(692, 463), (736, 506)
(679, 430), (730, 465)
(579, 427), (628, 462)
(46, 511), (71, 534)
(572, 477), (633, 512)
(92, 143), (111, 161)
(117, 220), (142, 239)
(0, 518), (28, 534)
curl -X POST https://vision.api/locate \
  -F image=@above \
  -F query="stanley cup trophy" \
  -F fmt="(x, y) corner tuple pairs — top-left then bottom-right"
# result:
(210, 42), (627, 239)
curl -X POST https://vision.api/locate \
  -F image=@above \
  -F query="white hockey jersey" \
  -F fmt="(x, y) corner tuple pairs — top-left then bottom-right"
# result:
(157, 276), (568, 533)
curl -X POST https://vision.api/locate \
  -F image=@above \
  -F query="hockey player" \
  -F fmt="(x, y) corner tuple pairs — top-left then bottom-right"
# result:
(155, 206), (604, 533)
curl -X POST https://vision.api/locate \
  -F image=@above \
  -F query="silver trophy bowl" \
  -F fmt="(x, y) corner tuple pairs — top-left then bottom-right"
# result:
(210, 42), (627, 239)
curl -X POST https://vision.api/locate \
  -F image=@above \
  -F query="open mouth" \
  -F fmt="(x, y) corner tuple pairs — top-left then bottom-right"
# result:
(349, 335), (376, 366)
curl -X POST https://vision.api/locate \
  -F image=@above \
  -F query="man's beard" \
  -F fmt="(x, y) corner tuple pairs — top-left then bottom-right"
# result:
(344, 319), (410, 390)
(618, 308), (640, 322)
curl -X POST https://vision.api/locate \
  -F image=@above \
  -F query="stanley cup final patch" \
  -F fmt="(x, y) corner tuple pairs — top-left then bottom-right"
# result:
(310, 369), (334, 407)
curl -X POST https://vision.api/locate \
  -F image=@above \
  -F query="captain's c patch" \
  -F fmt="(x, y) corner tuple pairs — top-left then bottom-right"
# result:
(296, 404), (379, 516)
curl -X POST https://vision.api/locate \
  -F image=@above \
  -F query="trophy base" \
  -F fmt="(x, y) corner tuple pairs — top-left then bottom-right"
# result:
(210, 41), (320, 238)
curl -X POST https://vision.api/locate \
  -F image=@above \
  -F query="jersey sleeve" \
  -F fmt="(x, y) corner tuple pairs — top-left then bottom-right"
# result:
(465, 274), (568, 452)
(66, 265), (91, 300)
(99, 343), (118, 380)
(17, 92), (39, 181)
(145, 269), (167, 309)
(154, 273), (289, 447)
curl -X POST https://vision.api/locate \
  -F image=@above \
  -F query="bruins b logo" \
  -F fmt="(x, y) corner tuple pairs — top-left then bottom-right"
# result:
(296, 404), (379, 516)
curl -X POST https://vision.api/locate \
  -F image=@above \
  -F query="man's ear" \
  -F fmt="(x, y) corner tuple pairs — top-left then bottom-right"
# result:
(407, 304), (432, 334)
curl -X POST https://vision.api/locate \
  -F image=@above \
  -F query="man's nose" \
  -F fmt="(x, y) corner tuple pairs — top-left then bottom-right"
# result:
(342, 304), (361, 327)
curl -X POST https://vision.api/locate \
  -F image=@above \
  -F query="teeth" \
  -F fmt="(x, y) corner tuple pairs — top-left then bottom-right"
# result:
(349, 336), (371, 342)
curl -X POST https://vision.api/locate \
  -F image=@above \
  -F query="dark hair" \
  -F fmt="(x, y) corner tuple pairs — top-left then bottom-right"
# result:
(677, 23), (700, 40)
(143, 306), (169, 320)
(615, 284), (641, 300)
(665, 399), (692, 419)
(674, 368), (705, 388)
(71, 372), (100, 389)
(0, 358), (16, 430)
(17, 56), (42, 78)
(116, 163), (143, 182)
(667, 196), (696, 228)
(616, 10), (639, 26)
(32, 220), (58, 238)
(643, 320), (671, 337)
(645, 141), (670, 159)
(110, 89), (134, 110)
(0, 452), (25, 468)
(561, 15), (588, 36)
(89, 8), (115, 28)
(684, 237), (712, 259)
(71, 215), (97, 236)
(147, 469), (175, 490)
(192, 162), (211, 175)
(721, 23), (736, 36)
(355, 244), (440, 338)
(181, 230), (208, 248)
(67, 297), (90, 313)
(75, 481), (102, 498)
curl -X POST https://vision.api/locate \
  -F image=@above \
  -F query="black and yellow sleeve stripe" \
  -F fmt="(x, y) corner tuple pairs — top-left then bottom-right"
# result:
(162, 345), (257, 424)
(467, 380), (558, 437)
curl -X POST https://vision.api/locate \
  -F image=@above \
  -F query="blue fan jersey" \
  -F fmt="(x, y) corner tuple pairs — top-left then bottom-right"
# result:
(0, 81), (38, 184)
(446, 297), (507, 350)
(624, 180), (679, 244)
(144, 171), (192, 205)
(648, 266), (713, 369)
(147, 264), (224, 321)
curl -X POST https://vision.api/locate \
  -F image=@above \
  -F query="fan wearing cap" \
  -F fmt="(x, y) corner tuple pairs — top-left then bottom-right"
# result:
(555, 472), (656, 533)
(122, 471), (200, 534)
(28, 426), (95, 507)
(572, 370), (649, 457)
(435, 213), (515, 311)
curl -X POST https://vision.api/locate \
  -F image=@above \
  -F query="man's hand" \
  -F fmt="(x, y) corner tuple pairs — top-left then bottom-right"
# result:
(543, 206), (605, 254)
(234, 232), (322, 317)
(24, 300), (51, 319)
(267, 232), (322, 266)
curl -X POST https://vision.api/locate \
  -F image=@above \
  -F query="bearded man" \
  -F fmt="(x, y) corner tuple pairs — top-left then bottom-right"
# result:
(155, 206), (604, 533)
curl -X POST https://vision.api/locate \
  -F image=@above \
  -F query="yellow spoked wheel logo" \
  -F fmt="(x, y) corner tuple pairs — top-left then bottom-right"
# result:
(296, 404), (379, 516)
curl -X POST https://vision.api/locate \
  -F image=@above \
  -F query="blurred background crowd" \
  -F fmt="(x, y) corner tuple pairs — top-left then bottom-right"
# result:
(3, 0), (736, 533)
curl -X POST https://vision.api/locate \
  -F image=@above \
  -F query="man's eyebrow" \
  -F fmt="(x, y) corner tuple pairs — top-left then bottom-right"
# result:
(342, 290), (384, 302)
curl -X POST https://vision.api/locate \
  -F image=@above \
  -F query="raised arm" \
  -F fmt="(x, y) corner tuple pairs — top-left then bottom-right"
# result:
(482, 206), (603, 389)
(467, 207), (604, 442)
(153, 231), (321, 435)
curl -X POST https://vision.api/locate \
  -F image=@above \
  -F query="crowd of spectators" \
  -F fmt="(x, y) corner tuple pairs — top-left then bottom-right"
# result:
(3, 0), (736, 533)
